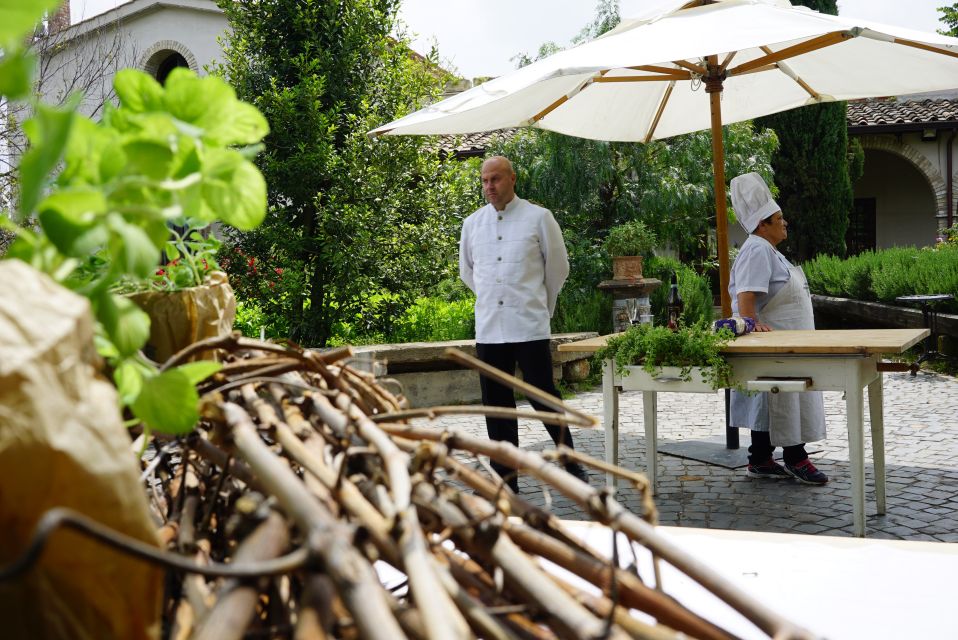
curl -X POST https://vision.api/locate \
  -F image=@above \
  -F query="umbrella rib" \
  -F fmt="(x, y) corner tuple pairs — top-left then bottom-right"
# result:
(629, 64), (685, 75)
(595, 74), (690, 82)
(644, 82), (675, 143)
(718, 51), (737, 74)
(529, 70), (609, 124)
(729, 31), (853, 76)
(672, 59), (707, 76)
(888, 36), (958, 60)
(760, 45), (821, 100)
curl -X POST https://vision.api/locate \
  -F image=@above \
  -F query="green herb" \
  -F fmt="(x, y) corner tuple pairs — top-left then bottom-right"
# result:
(1, 2), (269, 443)
(604, 220), (657, 257)
(594, 322), (735, 389)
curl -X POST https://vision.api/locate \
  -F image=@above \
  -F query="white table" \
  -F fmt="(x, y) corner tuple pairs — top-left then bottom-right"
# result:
(562, 523), (958, 640)
(559, 329), (929, 537)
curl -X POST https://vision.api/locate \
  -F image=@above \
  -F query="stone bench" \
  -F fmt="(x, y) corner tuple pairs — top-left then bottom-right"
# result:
(351, 332), (598, 407)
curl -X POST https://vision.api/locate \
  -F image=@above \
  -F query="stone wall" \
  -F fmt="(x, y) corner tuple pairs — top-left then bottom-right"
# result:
(348, 333), (598, 407)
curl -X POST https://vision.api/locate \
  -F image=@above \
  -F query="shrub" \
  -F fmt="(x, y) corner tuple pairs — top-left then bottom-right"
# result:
(389, 296), (476, 343)
(553, 287), (612, 335)
(644, 256), (715, 326)
(804, 244), (958, 314)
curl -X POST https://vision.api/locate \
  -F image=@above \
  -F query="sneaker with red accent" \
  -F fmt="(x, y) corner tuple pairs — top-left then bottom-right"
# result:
(785, 459), (829, 485)
(746, 458), (790, 479)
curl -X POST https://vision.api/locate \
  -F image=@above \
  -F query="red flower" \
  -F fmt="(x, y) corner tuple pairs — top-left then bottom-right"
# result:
(202, 258), (209, 270)
(170, 258), (180, 266)
(247, 257), (255, 267)
(156, 268), (166, 276)
(274, 267), (284, 275)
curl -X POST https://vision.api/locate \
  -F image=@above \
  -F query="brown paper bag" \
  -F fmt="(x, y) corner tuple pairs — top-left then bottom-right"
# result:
(128, 270), (237, 363)
(0, 260), (162, 640)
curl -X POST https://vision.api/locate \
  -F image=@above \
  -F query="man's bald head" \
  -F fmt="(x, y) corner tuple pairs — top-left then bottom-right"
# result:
(481, 156), (517, 211)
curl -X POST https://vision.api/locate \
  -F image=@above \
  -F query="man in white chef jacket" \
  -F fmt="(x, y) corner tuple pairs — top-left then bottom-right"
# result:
(459, 156), (589, 493)
(729, 172), (829, 485)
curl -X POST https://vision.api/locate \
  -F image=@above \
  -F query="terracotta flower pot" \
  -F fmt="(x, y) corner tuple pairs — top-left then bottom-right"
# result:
(612, 255), (644, 281)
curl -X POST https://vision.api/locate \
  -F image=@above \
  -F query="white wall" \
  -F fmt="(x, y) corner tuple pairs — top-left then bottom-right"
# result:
(39, 1), (227, 118)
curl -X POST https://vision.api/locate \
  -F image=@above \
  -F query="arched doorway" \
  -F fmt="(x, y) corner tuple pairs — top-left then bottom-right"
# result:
(141, 42), (197, 86)
(154, 51), (189, 85)
(851, 149), (939, 252)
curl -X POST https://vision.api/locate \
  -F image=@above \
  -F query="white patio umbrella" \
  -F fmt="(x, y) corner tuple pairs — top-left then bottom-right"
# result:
(371, 0), (958, 316)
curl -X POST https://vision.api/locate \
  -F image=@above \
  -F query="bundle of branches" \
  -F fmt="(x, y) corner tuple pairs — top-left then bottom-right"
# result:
(7, 334), (817, 640)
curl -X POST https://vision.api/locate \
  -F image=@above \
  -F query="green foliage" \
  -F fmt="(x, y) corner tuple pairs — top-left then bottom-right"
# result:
(1, 2), (268, 444)
(644, 256), (716, 327)
(604, 220), (657, 257)
(803, 245), (958, 313)
(553, 288), (612, 335)
(388, 296), (476, 343)
(938, 3), (958, 36)
(594, 323), (735, 389)
(215, 0), (482, 347)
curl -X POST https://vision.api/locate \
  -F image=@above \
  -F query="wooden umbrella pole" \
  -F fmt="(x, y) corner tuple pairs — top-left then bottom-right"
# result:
(706, 54), (732, 318)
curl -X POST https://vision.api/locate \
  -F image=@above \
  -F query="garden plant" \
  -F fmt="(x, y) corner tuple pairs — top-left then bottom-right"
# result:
(1, 0), (270, 439)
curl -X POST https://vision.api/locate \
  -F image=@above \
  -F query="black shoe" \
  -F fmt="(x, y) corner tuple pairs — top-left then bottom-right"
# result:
(784, 459), (829, 485)
(564, 462), (589, 483)
(746, 458), (790, 479)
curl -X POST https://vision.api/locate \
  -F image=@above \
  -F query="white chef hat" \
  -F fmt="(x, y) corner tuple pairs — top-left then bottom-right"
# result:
(730, 172), (780, 234)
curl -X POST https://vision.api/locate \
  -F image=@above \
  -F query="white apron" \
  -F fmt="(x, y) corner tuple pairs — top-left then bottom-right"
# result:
(730, 264), (826, 446)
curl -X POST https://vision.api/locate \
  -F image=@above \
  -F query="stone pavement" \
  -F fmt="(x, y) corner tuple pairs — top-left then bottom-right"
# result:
(428, 370), (958, 541)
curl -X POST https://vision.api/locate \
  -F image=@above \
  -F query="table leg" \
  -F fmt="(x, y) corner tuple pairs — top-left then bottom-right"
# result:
(643, 390), (658, 495)
(846, 366), (866, 537)
(867, 375), (886, 515)
(603, 359), (619, 489)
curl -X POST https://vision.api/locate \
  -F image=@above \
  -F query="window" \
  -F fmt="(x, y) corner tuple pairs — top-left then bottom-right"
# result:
(847, 198), (876, 256)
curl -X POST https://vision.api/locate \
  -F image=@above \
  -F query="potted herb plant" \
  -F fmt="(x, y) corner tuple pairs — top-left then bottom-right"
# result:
(125, 224), (236, 363)
(594, 322), (735, 390)
(604, 220), (657, 280)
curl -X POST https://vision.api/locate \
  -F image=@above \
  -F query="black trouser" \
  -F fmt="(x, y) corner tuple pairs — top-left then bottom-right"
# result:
(748, 430), (808, 466)
(476, 340), (576, 480)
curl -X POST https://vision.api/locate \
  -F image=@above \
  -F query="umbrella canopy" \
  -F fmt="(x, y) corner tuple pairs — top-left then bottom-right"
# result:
(371, 0), (958, 315)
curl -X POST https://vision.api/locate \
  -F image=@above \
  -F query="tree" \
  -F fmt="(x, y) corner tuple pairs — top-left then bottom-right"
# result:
(754, 0), (852, 261)
(215, 0), (480, 346)
(939, 3), (958, 36)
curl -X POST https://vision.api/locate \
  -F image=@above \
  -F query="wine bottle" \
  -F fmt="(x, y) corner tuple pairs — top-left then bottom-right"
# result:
(666, 271), (683, 330)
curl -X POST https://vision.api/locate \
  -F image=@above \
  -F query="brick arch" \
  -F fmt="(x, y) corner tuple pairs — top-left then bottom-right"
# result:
(858, 135), (948, 228)
(139, 40), (199, 78)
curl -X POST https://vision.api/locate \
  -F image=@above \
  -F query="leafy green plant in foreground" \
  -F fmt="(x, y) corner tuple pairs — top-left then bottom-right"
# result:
(595, 323), (735, 389)
(1, 5), (269, 440)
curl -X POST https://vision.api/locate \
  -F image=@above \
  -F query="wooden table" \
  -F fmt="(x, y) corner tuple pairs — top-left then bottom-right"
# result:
(559, 329), (929, 537)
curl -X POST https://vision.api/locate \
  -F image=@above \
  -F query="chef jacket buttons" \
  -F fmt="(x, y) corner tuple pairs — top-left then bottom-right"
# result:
(498, 301), (503, 306)
(498, 215), (503, 221)
(497, 256), (502, 261)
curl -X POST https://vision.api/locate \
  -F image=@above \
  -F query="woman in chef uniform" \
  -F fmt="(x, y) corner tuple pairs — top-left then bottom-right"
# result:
(729, 173), (828, 485)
